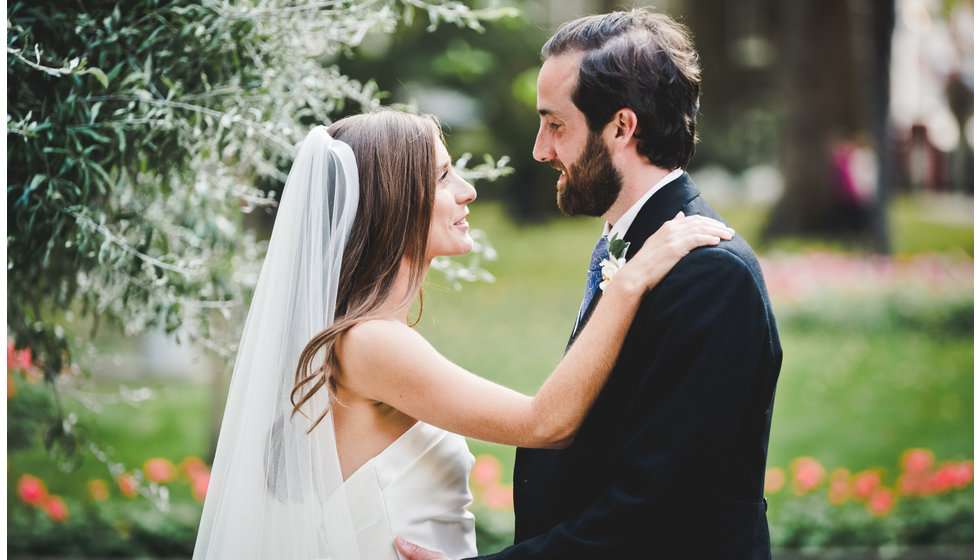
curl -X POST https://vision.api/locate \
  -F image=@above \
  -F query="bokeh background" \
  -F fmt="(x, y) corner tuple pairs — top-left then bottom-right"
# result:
(7, 0), (974, 557)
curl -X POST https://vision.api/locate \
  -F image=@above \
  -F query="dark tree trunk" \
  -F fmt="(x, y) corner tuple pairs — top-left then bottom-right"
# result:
(764, 0), (895, 252)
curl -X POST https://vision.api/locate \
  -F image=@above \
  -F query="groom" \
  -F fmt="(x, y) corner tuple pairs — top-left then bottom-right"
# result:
(400, 9), (782, 559)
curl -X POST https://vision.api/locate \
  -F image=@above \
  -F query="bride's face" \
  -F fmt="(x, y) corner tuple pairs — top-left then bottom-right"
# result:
(426, 139), (477, 260)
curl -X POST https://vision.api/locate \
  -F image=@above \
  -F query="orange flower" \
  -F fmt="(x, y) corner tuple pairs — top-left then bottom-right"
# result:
(43, 495), (69, 522)
(7, 371), (15, 399)
(867, 487), (896, 516)
(828, 468), (851, 505)
(118, 472), (139, 498)
(764, 468), (786, 493)
(851, 470), (882, 501)
(791, 457), (825, 495)
(88, 479), (110, 501)
(17, 474), (48, 505)
(144, 458), (177, 483)
(471, 455), (502, 487)
(900, 448), (934, 474)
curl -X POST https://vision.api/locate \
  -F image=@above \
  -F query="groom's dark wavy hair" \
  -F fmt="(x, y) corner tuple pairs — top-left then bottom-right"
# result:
(543, 8), (702, 170)
(292, 110), (440, 430)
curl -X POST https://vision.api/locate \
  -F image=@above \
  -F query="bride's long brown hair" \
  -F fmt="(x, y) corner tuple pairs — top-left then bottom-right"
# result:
(291, 110), (440, 429)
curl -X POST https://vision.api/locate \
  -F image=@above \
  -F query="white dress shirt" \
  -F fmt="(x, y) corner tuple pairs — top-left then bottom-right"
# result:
(604, 168), (684, 242)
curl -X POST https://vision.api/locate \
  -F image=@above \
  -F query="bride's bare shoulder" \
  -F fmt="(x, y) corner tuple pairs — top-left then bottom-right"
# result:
(339, 319), (423, 361)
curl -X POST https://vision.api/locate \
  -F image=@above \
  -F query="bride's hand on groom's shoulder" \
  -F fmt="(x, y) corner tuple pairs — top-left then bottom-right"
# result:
(395, 536), (452, 560)
(616, 212), (734, 295)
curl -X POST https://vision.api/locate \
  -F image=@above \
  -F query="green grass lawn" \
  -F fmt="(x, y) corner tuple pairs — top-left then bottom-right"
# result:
(7, 195), (973, 554)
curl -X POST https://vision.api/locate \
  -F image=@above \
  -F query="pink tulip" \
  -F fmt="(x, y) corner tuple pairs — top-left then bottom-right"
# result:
(764, 468), (786, 493)
(144, 458), (177, 483)
(791, 457), (825, 495)
(118, 473), (138, 498)
(181, 456), (209, 479)
(900, 448), (934, 474)
(852, 471), (881, 500)
(471, 455), (502, 487)
(867, 488), (896, 516)
(483, 484), (514, 510)
(192, 472), (210, 502)
(17, 474), (48, 505)
(43, 495), (69, 522)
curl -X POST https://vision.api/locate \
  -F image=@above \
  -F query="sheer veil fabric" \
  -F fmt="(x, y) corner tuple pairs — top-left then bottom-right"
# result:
(194, 127), (362, 559)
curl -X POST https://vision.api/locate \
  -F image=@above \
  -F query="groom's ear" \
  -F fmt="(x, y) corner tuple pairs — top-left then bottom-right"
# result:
(610, 108), (638, 147)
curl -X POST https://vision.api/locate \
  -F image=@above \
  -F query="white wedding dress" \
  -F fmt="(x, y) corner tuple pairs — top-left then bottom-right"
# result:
(195, 128), (478, 560)
(326, 414), (478, 560)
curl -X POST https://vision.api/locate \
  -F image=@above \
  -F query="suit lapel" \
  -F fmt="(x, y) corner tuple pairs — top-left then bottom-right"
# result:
(569, 172), (701, 344)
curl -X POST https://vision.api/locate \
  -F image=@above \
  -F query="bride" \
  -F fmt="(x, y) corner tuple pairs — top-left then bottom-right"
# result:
(193, 109), (732, 559)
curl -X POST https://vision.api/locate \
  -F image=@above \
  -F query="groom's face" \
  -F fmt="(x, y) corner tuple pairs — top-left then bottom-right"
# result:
(533, 52), (622, 217)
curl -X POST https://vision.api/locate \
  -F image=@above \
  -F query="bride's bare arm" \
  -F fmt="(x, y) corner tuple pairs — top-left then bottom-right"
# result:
(339, 213), (733, 449)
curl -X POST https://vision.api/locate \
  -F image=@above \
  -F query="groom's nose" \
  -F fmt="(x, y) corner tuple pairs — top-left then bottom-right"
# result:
(533, 125), (556, 162)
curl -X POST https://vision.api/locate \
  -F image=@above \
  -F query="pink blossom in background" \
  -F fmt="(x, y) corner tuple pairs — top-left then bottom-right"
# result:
(867, 487), (896, 516)
(759, 251), (973, 303)
(144, 458), (177, 483)
(17, 474), (48, 505)
(852, 471), (882, 501)
(181, 456), (209, 479)
(117, 473), (138, 498)
(43, 495), (69, 522)
(764, 468), (786, 493)
(483, 484), (514, 510)
(471, 455), (502, 487)
(900, 448), (935, 474)
(827, 468), (851, 505)
(192, 472), (210, 502)
(791, 457), (826, 495)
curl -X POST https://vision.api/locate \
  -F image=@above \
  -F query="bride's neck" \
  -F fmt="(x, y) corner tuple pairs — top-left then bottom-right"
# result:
(377, 256), (430, 324)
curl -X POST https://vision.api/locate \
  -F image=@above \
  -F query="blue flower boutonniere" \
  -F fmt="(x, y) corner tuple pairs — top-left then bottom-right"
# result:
(599, 233), (630, 291)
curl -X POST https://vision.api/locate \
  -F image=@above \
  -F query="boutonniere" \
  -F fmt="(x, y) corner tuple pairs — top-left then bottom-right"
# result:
(599, 233), (630, 291)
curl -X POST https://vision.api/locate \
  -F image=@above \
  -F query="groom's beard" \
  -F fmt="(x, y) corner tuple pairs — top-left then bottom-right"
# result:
(556, 130), (623, 217)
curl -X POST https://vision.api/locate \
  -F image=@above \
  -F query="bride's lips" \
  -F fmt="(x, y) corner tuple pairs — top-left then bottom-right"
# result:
(453, 212), (469, 230)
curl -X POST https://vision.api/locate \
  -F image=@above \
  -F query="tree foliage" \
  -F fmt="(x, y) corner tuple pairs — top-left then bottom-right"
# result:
(7, 0), (512, 382)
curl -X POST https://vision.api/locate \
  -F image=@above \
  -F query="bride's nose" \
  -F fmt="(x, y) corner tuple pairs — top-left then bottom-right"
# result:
(455, 178), (477, 204)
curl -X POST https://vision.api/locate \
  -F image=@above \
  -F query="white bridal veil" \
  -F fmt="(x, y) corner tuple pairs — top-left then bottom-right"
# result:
(194, 127), (362, 559)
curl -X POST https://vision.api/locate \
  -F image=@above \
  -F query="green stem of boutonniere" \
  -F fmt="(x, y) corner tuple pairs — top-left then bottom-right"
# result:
(608, 232), (630, 260)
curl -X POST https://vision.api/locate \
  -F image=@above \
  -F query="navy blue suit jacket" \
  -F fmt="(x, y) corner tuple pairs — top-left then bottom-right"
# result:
(474, 173), (782, 559)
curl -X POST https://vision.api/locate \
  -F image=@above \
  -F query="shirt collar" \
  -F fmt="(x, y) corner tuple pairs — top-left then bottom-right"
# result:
(603, 168), (684, 240)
